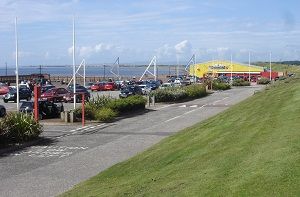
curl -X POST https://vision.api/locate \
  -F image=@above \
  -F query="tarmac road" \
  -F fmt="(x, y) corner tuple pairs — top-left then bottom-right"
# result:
(0, 85), (264, 197)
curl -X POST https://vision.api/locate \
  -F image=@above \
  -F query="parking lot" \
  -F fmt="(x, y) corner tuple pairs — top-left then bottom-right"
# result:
(0, 89), (121, 113)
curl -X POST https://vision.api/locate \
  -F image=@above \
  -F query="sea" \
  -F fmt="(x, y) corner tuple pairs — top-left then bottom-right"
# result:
(0, 65), (186, 77)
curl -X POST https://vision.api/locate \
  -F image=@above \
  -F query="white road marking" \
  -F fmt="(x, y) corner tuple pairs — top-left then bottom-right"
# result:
(213, 100), (221, 105)
(190, 105), (198, 108)
(183, 108), (199, 115)
(155, 104), (175, 110)
(164, 115), (181, 122)
(13, 146), (88, 158)
(179, 105), (186, 108)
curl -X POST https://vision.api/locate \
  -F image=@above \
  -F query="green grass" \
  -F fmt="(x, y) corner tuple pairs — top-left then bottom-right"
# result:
(256, 62), (300, 73)
(61, 77), (300, 197)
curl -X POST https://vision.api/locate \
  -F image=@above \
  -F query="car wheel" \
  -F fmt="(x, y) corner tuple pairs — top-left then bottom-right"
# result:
(0, 108), (6, 117)
(14, 99), (17, 103)
(3, 99), (8, 103)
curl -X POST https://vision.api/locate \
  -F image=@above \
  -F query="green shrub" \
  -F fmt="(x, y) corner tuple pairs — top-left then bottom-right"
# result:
(150, 84), (207, 102)
(0, 112), (43, 142)
(107, 95), (146, 114)
(212, 81), (231, 90)
(258, 77), (271, 84)
(232, 79), (251, 86)
(95, 108), (117, 122)
(184, 84), (207, 98)
(74, 103), (96, 120)
(150, 88), (188, 102)
(89, 95), (112, 109)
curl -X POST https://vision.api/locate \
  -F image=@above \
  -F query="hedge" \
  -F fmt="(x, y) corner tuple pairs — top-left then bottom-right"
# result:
(232, 79), (251, 86)
(0, 112), (43, 143)
(258, 77), (271, 84)
(74, 95), (147, 122)
(150, 84), (207, 102)
(212, 81), (231, 90)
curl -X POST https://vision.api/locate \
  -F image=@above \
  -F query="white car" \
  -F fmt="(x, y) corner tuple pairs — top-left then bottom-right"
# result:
(159, 83), (173, 89)
(138, 84), (151, 95)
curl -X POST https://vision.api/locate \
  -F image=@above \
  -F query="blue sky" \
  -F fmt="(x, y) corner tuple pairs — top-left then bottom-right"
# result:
(0, 0), (300, 66)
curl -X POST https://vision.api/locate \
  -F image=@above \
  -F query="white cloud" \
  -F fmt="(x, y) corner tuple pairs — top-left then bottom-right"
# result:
(155, 44), (174, 59)
(175, 40), (192, 55)
(68, 43), (123, 58)
(45, 51), (50, 59)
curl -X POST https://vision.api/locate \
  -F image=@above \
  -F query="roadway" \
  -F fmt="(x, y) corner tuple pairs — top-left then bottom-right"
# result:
(0, 85), (263, 197)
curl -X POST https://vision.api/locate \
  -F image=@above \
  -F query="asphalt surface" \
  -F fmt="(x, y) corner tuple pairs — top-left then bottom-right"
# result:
(0, 85), (264, 197)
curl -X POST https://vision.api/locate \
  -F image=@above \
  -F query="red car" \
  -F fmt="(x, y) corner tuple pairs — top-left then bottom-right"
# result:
(40, 88), (69, 102)
(90, 82), (105, 91)
(104, 82), (117, 91)
(0, 85), (9, 95)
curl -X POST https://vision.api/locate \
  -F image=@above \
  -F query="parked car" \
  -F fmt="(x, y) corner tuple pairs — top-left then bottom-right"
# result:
(104, 82), (117, 91)
(64, 86), (90, 102)
(90, 82), (105, 91)
(19, 101), (64, 120)
(40, 88), (69, 102)
(139, 84), (151, 95)
(0, 84), (9, 95)
(0, 105), (6, 117)
(159, 83), (174, 89)
(146, 80), (161, 90)
(85, 82), (94, 90)
(41, 85), (55, 93)
(119, 85), (143, 98)
(3, 87), (32, 103)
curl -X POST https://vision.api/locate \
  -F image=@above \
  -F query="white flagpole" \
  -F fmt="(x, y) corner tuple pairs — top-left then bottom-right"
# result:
(230, 53), (233, 84)
(269, 52), (272, 81)
(248, 51), (251, 82)
(15, 17), (20, 111)
(73, 17), (76, 109)
(194, 54), (196, 83)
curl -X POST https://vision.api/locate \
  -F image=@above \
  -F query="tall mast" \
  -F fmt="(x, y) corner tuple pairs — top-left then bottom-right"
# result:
(269, 52), (272, 81)
(73, 16), (76, 109)
(15, 17), (20, 111)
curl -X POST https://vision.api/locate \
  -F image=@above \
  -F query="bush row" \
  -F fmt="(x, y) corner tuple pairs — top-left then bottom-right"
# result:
(212, 81), (231, 90)
(257, 77), (271, 84)
(0, 112), (43, 143)
(149, 84), (207, 102)
(232, 79), (251, 86)
(74, 95), (147, 122)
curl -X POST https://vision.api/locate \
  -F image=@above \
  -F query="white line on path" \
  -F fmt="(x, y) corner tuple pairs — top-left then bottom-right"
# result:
(155, 104), (175, 110)
(165, 104), (207, 122)
(164, 115), (181, 122)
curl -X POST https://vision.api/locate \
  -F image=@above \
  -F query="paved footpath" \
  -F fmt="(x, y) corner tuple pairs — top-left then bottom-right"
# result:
(0, 86), (263, 197)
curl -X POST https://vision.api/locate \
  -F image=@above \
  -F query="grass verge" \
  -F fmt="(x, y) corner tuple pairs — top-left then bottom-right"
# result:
(61, 77), (300, 196)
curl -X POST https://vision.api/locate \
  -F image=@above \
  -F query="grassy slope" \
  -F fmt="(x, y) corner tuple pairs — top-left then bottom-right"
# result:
(256, 62), (300, 73)
(62, 77), (300, 196)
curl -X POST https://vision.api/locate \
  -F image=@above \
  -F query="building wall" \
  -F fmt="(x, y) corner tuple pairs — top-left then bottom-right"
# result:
(189, 60), (264, 78)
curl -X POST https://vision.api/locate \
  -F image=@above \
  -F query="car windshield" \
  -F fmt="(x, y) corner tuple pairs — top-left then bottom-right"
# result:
(44, 89), (55, 94)
(121, 86), (134, 92)
(8, 88), (17, 93)
(20, 102), (33, 108)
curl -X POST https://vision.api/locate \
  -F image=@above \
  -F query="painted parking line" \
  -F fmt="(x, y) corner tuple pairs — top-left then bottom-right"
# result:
(13, 145), (88, 158)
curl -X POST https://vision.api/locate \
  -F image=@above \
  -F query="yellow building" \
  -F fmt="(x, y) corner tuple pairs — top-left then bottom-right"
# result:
(190, 60), (264, 78)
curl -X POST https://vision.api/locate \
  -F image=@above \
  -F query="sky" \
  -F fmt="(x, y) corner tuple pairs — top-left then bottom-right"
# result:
(0, 0), (300, 67)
